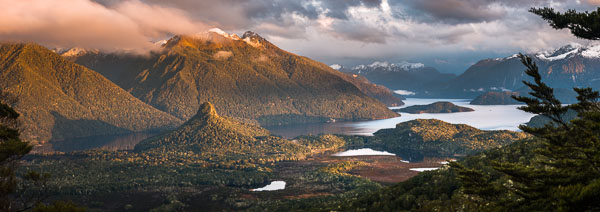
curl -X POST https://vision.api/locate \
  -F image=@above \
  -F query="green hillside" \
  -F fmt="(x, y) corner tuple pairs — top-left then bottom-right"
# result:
(338, 73), (404, 107)
(366, 119), (528, 156)
(0, 43), (182, 142)
(394, 101), (474, 114)
(135, 102), (311, 169)
(70, 31), (399, 126)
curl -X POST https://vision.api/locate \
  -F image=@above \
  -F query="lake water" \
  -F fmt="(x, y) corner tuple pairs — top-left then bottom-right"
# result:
(409, 168), (440, 172)
(32, 132), (158, 153)
(333, 148), (396, 156)
(267, 98), (535, 138)
(34, 98), (534, 153)
(251, 181), (286, 191)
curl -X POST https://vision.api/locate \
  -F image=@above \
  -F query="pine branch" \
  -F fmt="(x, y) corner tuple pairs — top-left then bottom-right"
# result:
(513, 54), (569, 129)
(530, 7), (600, 40)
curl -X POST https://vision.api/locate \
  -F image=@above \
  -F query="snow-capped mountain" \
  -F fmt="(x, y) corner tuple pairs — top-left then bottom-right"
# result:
(337, 61), (455, 94)
(187, 28), (264, 48)
(64, 28), (402, 124)
(350, 61), (426, 73)
(52, 47), (99, 57)
(535, 43), (600, 61)
(436, 42), (600, 101)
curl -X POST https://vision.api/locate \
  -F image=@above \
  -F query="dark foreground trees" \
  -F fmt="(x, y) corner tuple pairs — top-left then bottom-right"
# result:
(0, 94), (83, 212)
(455, 7), (600, 211)
(0, 95), (33, 211)
(346, 7), (600, 212)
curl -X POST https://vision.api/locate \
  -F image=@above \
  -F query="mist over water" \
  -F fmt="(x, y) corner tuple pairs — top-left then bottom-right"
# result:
(268, 98), (536, 138)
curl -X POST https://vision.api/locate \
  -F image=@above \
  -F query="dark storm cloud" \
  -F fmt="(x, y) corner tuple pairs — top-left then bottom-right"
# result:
(403, 0), (506, 24)
(391, 0), (573, 24)
(4, 0), (595, 56)
(93, 0), (383, 28)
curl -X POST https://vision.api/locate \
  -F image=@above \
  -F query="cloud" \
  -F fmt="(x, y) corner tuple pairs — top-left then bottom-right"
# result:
(404, 0), (506, 24)
(0, 0), (207, 53)
(0, 0), (597, 73)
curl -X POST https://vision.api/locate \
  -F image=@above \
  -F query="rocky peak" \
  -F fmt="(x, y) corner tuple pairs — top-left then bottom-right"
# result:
(241, 31), (269, 48)
(241, 31), (262, 40)
(192, 102), (219, 121)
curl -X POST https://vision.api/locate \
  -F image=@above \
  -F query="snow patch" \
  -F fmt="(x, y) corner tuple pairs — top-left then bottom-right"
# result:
(537, 48), (579, 61)
(492, 42), (600, 61)
(330, 64), (342, 70)
(60, 47), (94, 57)
(243, 37), (262, 48)
(582, 44), (600, 59)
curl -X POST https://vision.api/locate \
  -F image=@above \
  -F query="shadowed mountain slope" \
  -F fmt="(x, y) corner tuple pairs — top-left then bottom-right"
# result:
(0, 43), (182, 142)
(70, 30), (399, 126)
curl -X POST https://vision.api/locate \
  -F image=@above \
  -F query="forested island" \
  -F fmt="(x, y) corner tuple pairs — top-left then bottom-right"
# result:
(394, 102), (474, 114)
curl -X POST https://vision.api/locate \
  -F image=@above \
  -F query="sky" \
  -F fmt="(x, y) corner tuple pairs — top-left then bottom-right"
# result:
(1, 0), (599, 74)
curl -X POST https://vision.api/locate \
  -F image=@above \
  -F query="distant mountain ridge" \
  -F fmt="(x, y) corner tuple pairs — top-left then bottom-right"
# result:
(335, 61), (455, 95)
(68, 29), (400, 126)
(437, 43), (600, 101)
(0, 43), (182, 142)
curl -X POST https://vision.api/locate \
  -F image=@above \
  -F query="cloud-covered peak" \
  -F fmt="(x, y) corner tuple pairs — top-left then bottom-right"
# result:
(2, 0), (600, 73)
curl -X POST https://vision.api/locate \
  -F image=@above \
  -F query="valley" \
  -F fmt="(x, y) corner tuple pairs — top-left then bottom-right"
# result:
(3, 3), (600, 211)
(18, 100), (526, 211)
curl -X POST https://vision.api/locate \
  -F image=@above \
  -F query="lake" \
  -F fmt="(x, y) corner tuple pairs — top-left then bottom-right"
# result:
(266, 98), (535, 139)
(251, 181), (286, 191)
(34, 98), (535, 153)
(333, 148), (396, 157)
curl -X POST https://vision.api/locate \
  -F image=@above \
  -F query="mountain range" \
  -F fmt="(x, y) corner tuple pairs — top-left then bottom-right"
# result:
(0, 43), (182, 142)
(339, 43), (600, 102)
(67, 29), (400, 127)
(334, 62), (455, 96)
(437, 43), (600, 100)
(0, 29), (404, 142)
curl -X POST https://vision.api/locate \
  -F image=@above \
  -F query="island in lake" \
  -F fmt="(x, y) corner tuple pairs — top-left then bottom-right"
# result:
(393, 101), (474, 114)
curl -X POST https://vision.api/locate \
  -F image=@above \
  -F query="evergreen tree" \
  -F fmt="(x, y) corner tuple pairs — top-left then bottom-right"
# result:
(455, 7), (600, 211)
(530, 7), (600, 40)
(0, 94), (33, 211)
(0, 93), (83, 212)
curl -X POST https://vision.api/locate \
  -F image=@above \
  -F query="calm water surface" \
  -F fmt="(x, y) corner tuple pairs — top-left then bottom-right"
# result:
(266, 98), (535, 139)
(34, 98), (535, 152)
